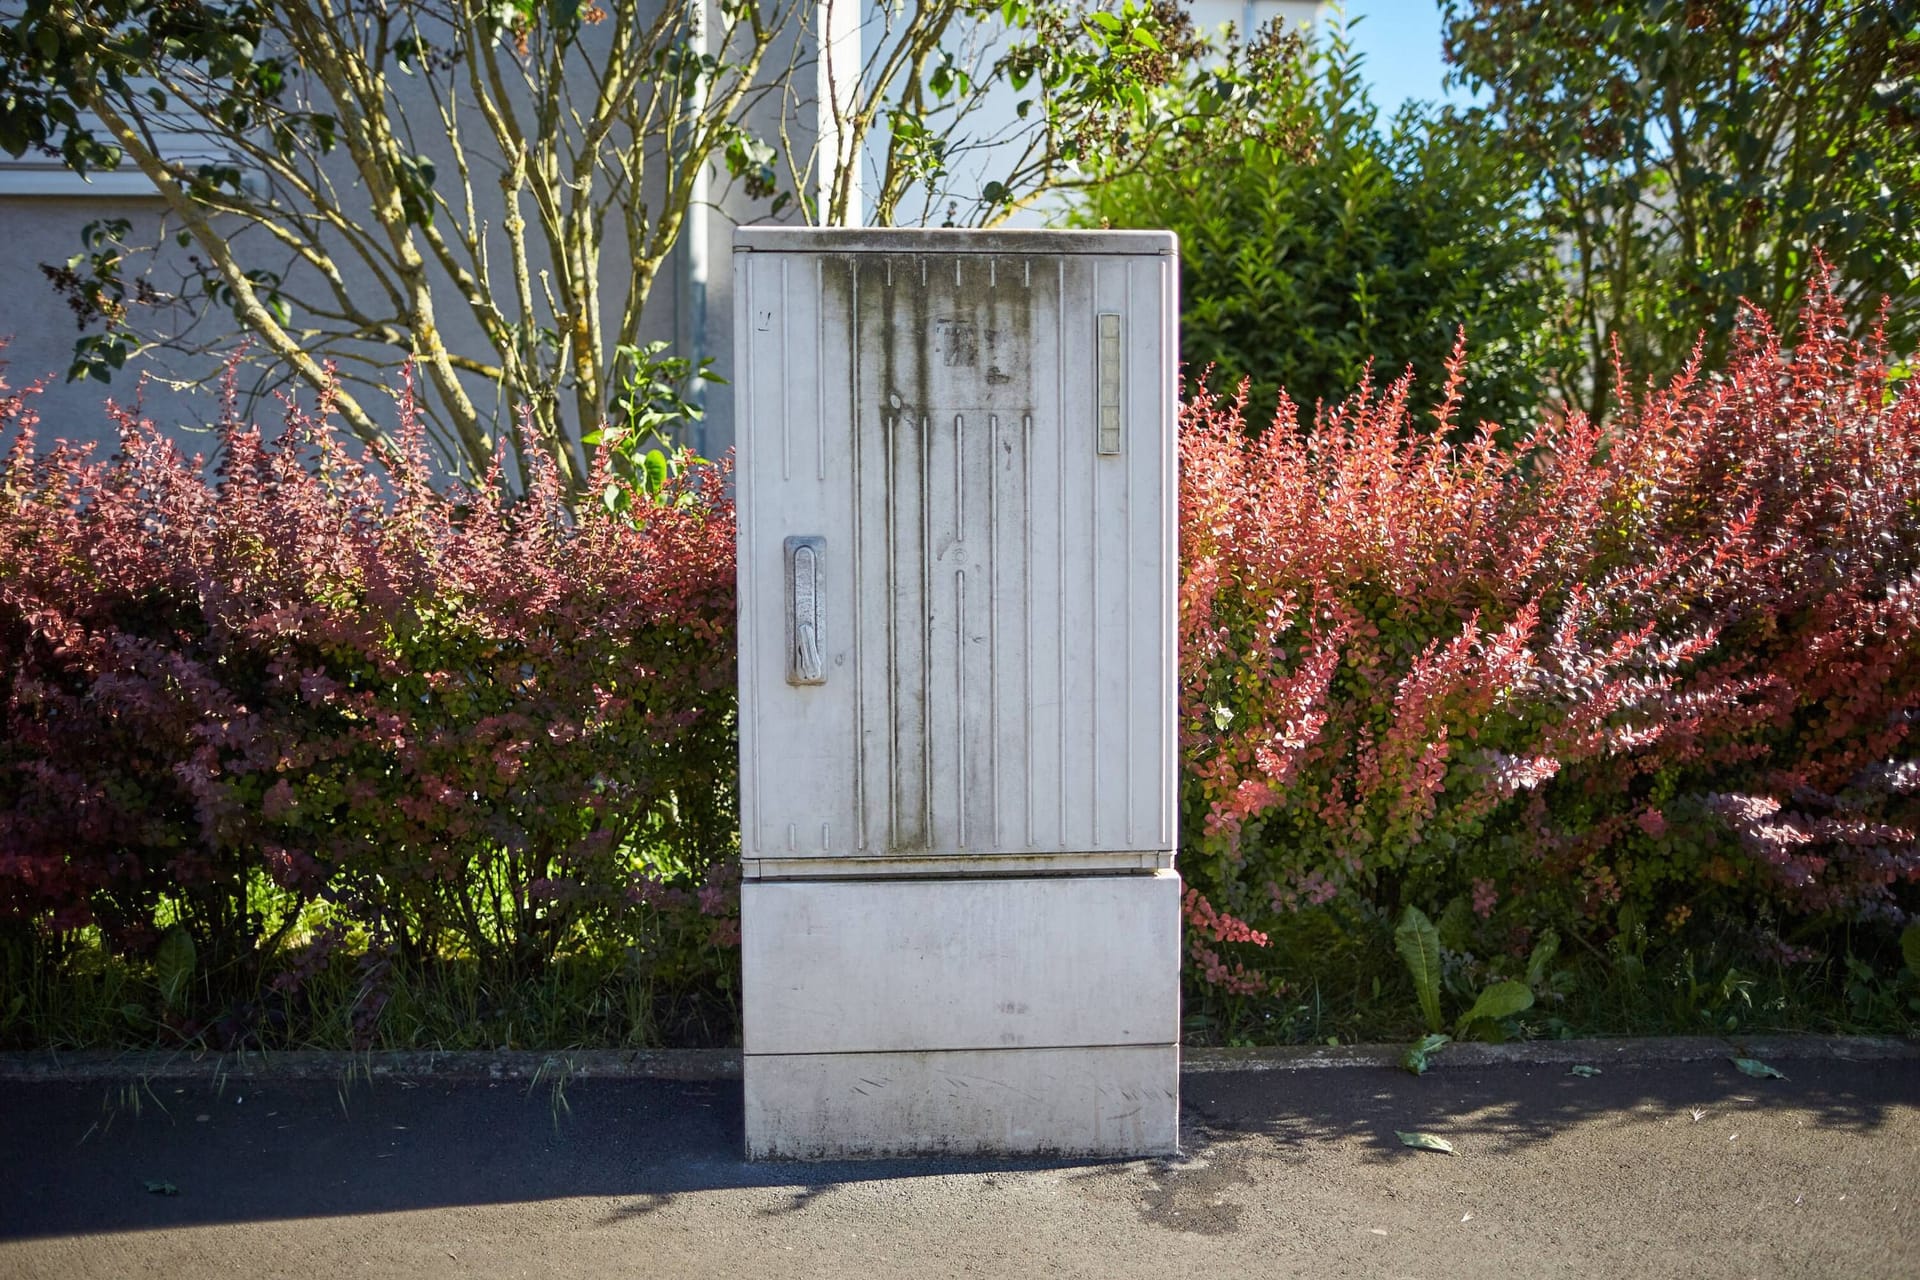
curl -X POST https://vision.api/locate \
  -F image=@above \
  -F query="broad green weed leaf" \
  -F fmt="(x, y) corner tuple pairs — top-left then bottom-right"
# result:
(1457, 980), (1534, 1035)
(155, 928), (196, 1011)
(1569, 1064), (1601, 1077)
(1526, 929), (1561, 988)
(1395, 905), (1444, 1033)
(1436, 896), (1474, 952)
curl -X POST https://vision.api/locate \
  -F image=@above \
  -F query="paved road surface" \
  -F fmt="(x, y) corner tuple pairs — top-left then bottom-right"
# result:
(2, 1055), (1913, 1278)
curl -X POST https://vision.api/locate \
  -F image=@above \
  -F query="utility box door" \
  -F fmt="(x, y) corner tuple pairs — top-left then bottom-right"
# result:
(735, 229), (1177, 878)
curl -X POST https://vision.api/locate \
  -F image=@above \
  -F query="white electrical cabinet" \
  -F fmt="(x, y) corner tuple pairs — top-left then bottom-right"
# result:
(734, 227), (1181, 1159)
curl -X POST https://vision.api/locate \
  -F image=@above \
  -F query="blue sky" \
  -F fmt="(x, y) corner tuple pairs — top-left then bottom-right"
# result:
(1329, 1), (1464, 118)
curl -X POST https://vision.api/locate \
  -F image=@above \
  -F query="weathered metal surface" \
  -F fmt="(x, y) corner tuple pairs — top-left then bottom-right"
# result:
(733, 229), (1182, 1162)
(734, 226), (1177, 256)
(735, 236), (1178, 873)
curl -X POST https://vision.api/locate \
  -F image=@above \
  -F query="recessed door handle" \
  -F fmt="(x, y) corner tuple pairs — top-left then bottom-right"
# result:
(785, 536), (826, 685)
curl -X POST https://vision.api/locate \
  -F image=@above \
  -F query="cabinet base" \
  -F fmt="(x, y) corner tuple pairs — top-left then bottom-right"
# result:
(741, 871), (1180, 1159)
(744, 1045), (1178, 1159)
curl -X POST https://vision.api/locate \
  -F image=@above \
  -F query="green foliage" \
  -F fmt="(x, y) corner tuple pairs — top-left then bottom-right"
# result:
(1070, 28), (1569, 430)
(852, 0), (1314, 226)
(1396, 917), (1533, 1061)
(1401, 1031), (1450, 1075)
(0, 917), (741, 1052)
(1455, 979), (1533, 1039)
(1444, 0), (1920, 420)
(153, 928), (196, 1013)
(585, 341), (722, 517)
(37, 218), (145, 385)
(1525, 930), (1561, 992)
(1394, 905), (1445, 1033)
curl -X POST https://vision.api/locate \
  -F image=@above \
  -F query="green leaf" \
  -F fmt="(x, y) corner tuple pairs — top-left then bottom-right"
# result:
(1394, 905), (1444, 1033)
(1569, 1064), (1601, 1078)
(1616, 904), (1645, 957)
(1456, 980), (1534, 1035)
(1526, 929), (1561, 989)
(1401, 1032), (1450, 1076)
(1436, 895), (1473, 951)
(144, 1179), (178, 1195)
(155, 927), (196, 1011)
(1729, 1057), (1786, 1080)
(1395, 1130), (1456, 1155)
(640, 448), (669, 494)
(1901, 923), (1920, 978)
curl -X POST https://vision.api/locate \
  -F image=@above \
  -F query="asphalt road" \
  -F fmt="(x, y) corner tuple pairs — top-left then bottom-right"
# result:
(1, 1054), (1913, 1278)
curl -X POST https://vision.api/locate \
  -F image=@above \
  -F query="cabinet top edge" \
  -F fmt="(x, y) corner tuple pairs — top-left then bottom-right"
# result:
(733, 227), (1177, 256)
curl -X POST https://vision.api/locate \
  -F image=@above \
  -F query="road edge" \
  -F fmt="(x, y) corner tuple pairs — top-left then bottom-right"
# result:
(0, 1033), (1912, 1084)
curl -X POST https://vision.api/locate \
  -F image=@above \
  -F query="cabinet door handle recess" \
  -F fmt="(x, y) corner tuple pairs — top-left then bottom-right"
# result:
(785, 536), (826, 685)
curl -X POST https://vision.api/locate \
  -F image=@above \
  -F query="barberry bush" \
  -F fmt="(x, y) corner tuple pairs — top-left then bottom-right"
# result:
(0, 369), (737, 1040)
(4, 268), (1917, 1050)
(1179, 269), (1920, 1006)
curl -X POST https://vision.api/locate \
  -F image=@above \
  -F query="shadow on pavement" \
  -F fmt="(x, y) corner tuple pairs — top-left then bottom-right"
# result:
(0, 1056), (1911, 1240)
(1186, 1054), (1912, 1166)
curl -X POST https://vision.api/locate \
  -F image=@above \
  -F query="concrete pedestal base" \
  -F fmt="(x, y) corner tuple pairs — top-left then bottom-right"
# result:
(742, 870), (1181, 1159)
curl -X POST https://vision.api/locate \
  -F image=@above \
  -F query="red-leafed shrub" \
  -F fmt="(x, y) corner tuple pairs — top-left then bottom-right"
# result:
(0, 370), (736, 1026)
(5, 269), (1917, 1048)
(1180, 270), (1920, 994)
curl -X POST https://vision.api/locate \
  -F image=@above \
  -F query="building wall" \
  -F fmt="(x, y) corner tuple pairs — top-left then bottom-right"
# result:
(0, 194), (202, 452)
(0, 0), (836, 469)
(1186, 0), (1326, 39)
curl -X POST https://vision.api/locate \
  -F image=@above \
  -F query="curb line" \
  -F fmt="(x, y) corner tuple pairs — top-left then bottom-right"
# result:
(1, 1034), (1911, 1085)
(0, 1047), (742, 1084)
(1181, 1033), (1920, 1073)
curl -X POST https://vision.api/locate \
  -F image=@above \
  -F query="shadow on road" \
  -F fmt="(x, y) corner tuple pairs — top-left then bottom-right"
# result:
(0, 1056), (1910, 1240)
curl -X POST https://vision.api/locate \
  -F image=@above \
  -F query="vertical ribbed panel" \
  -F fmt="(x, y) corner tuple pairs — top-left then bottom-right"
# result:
(738, 246), (1174, 865)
